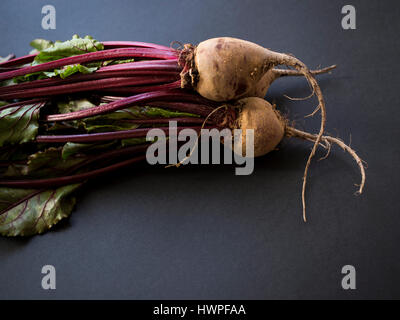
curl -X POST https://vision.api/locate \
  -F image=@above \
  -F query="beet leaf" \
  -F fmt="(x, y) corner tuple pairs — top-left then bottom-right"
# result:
(4, 147), (87, 178)
(32, 35), (104, 65)
(0, 102), (44, 146)
(12, 35), (104, 83)
(0, 183), (81, 236)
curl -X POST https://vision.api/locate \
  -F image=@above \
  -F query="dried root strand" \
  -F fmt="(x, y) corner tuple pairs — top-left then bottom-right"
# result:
(273, 65), (337, 78)
(286, 126), (366, 221)
(276, 65), (336, 101)
(272, 53), (327, 222)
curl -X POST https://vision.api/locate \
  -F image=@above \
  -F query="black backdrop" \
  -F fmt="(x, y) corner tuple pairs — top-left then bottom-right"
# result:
(0, 0), (399, 299)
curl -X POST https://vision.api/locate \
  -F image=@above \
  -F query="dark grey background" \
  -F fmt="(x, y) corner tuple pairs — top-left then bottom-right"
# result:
(0, 0), (399, 299)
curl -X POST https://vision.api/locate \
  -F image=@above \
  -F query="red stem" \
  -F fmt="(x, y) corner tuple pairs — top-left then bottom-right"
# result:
(0, 54), (37, 68)
(99, 80), (182, 95)
(102, 41), (175, 51)
(0, 62), (180, 95)
(0, 42), (177, 69)
(36, 125), (215, 143)
(98, 94), (214, 116)
(98, 59), (179, 71)
(120, 117), (205, 124)
(64, 144), (150, 174)
(0, 48), (179, 81)
(0, 98), (47, 111)
(0, 75), (179, 100)
(0, 155), (147, 188)
(45, 90), (216, 122)
(146, 101), (215, 117)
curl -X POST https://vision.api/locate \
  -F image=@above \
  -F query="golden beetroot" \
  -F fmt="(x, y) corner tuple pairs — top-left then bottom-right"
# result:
(179, 37), (334, 101)
(225, 97), (285, 157)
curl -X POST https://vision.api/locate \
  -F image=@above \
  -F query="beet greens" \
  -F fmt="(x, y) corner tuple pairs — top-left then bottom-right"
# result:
(0, 35), (217, 236)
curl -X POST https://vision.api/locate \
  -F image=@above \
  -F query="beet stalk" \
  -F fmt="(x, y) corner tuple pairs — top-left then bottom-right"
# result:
(0, 48), (178, 82)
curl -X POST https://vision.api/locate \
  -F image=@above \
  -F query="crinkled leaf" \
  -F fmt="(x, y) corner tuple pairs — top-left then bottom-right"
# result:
(14, 63), (100, 83)
(13, 35), (103, 83)
(13, 72), (49, 83)
(33, 35), (104, 65)
(0, 184), (81, 236)
(55, 99), (97, 131)
(13, 64), (100, 83)
(4, 147), (86, 178)
(0, 101), (8, 107)
(57, 98), (97, 114)
(53, 64), (98, 79)
(30, 39), (54, 52)
(0, 103), (41, 147)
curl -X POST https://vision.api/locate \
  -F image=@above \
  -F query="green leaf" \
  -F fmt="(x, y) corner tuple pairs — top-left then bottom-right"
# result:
(13, 63), (100, 83)
(78, 105), (199, 133)
(53, 64), (98, 79)
(14, 35), (104, 83)
(55, 99), (97, 132)
(0, 101), (8, 107)
(111, 105), (200, 120)
(4, 147), (86, 178)
(57, 98), (198, 121)
(13, 72), (48, 83)
(29, 39), (54, 52)
(80, 105), (198, 124)
(44, 121), (81, 133)
(54, 99), (199, 135)
(0, 184), (81, 236)
(0, 103), (41, 147)
(103, 58), (135, 66)
(81, 120), (140, 133)
(0, 188), (35, 212)
(33, 35), (104, 65)
(55, 99), (198, 134)
(57, 98), (97, 114)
